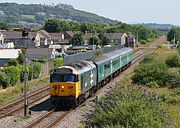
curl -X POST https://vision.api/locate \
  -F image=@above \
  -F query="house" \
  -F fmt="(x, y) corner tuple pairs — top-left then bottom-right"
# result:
(37, 30), (53, 47)
(0, 49), (21, 66)
(26, 48), (56, 60)
(125, 35), (136, 48)
(83, 33), (99, 45)
(64, 31), (75, 40)
(104, 33), (128, 46)
(0, 31), (36, 48)
(49, 33), (64, 44)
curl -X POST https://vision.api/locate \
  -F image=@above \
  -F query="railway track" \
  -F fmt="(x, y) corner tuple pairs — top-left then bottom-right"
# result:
(24, 108), (73, 128)
(23, 38), (163, 128)
(0, 36), (164, 128)
(0, 85), (49, 119)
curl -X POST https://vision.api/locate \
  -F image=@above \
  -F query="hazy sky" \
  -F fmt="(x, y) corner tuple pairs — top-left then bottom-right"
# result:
(1, 0), (180, 25)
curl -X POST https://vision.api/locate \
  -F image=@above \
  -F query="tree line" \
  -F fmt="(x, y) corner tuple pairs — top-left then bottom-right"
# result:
(44, 18), (160, 45)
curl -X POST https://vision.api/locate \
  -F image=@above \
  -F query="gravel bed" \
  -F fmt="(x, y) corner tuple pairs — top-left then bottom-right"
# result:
(0, 96), (51, 128)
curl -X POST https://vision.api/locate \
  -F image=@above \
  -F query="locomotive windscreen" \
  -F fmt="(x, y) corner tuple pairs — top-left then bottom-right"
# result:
(50, 74), (78, 82)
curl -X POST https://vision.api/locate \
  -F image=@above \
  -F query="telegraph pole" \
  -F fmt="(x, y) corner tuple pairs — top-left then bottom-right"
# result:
(22, 29), (29, 116)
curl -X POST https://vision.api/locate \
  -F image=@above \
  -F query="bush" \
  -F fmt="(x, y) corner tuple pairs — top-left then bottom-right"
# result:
(165, 54), (180, 67)
(17, 65), (30, 82)
(132, 62), (169, 87)
(0, 72), (10, 88)
(17, 52), (24, 65)
(140, 40), (147, 45)
(89, 85), (169, 128)
(28, 62), (42, 80)
(167, 73), (180, 88)
(50, 57), (64, 73)
(8, 59), (19, 66)
(53, 57), (64, 69)
(140, 54), (155, 64)
(4, 66), (20, 86)
(146, 81), (159, 88)
(157, 44), (164, 49)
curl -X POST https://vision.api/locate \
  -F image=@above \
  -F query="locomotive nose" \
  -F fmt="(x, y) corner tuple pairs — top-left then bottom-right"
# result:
(50, 82), (76, 96)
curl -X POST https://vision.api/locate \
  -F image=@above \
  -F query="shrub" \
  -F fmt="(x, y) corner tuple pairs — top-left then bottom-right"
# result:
(50, 57), (64, 73)
(167, 73), (180, 88)
(89, 85), (169, 128)
(165, 54), (180, 67)
(132, 62), (169, 87)
(17, 52), (24, 65)
(4, 66), (20, 86)
(53, 57), (64, 69)
(8, 59), (19, 66)
(28, 62), (42, 80)
(0, 72), (10, 88)
(146, 81), (159, 88)
(140, 54), (155, 64)
(18, 65), (30, 82)
(140, 40), (147, 45)
(157, 44), (164, 49)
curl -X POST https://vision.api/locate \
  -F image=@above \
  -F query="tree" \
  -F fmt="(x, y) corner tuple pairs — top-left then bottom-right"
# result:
(17, 52), (24, 65)
(4, 66), (20, 86)
(0, 72), (10, 89)
(69, 32), (84, 45)
(28, 62), (42, 80)
(88, 35), (102, 46)
(8, 59), (19, 66)
(177, 41), (180, 54)
(165, 54), (180, 67)
(167, 28), (180, 43)
(0, 22), (9, 30)
(98, 33), (108, 46)
(44, 18), (60, 33)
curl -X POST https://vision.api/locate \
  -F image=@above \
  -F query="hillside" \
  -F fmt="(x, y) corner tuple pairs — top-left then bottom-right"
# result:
(141, 23), (176, 31)
(0, 3), (117, 28)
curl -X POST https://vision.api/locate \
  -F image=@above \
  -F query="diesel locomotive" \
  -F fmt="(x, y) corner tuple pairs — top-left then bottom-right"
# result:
(50, 47), (133, 107)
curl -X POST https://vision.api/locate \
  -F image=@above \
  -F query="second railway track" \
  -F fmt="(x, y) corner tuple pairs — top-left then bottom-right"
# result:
(0, 85), (50, 119)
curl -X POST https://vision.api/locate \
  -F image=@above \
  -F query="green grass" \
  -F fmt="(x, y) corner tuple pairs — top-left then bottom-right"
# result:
(0, 76), (49, 105)
(22, 15), (35, 20)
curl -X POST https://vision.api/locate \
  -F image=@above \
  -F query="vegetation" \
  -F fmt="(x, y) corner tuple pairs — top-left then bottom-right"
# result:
(165, 54), (180, 67)
(0, 22), (9, 30)
(28, 62), (42, 80)
(69, 32), (84, 46)
(132, 54), (169, 87)
(8, 59), (19, 66)
(4, 66), (20, 86)
(167, 28), (180, 44)
(0, 72), (10, 89)
(0, 3), (116, 26)
(50, 57), (64, 73)
(88, 83), (170, 128)
(0, 76), (49, 105)
(88, 35), (102, 46)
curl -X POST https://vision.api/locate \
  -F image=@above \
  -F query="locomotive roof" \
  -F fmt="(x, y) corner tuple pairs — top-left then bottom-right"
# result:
(54, 60), (96, 75)
(93, 47), (132, 64)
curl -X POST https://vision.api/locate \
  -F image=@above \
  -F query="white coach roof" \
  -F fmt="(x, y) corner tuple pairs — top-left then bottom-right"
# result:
(0, 49), (21, 59)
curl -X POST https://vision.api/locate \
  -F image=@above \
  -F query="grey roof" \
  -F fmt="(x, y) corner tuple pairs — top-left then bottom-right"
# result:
(26, 48), (53, 55)
(1, 31), (23, 39)
(104, 33), (123, 40)
(93, 47), (132, 65)
(1, 31), (36, 40)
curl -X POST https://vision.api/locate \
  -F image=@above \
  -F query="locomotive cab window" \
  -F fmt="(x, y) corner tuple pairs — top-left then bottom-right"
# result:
(50, 74), (78, 82)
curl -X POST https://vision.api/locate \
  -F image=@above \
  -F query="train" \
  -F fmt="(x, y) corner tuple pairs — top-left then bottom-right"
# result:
(50, 47), (133, 108)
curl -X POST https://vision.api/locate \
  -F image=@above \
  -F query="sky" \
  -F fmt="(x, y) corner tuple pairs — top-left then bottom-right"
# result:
(1, 0), (180, 26)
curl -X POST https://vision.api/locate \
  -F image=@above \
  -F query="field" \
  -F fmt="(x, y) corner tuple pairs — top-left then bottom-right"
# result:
(22, 15), (35, 20)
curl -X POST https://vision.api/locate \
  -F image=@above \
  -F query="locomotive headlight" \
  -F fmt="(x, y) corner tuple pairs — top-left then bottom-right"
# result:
(62, 86), (64, 89)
